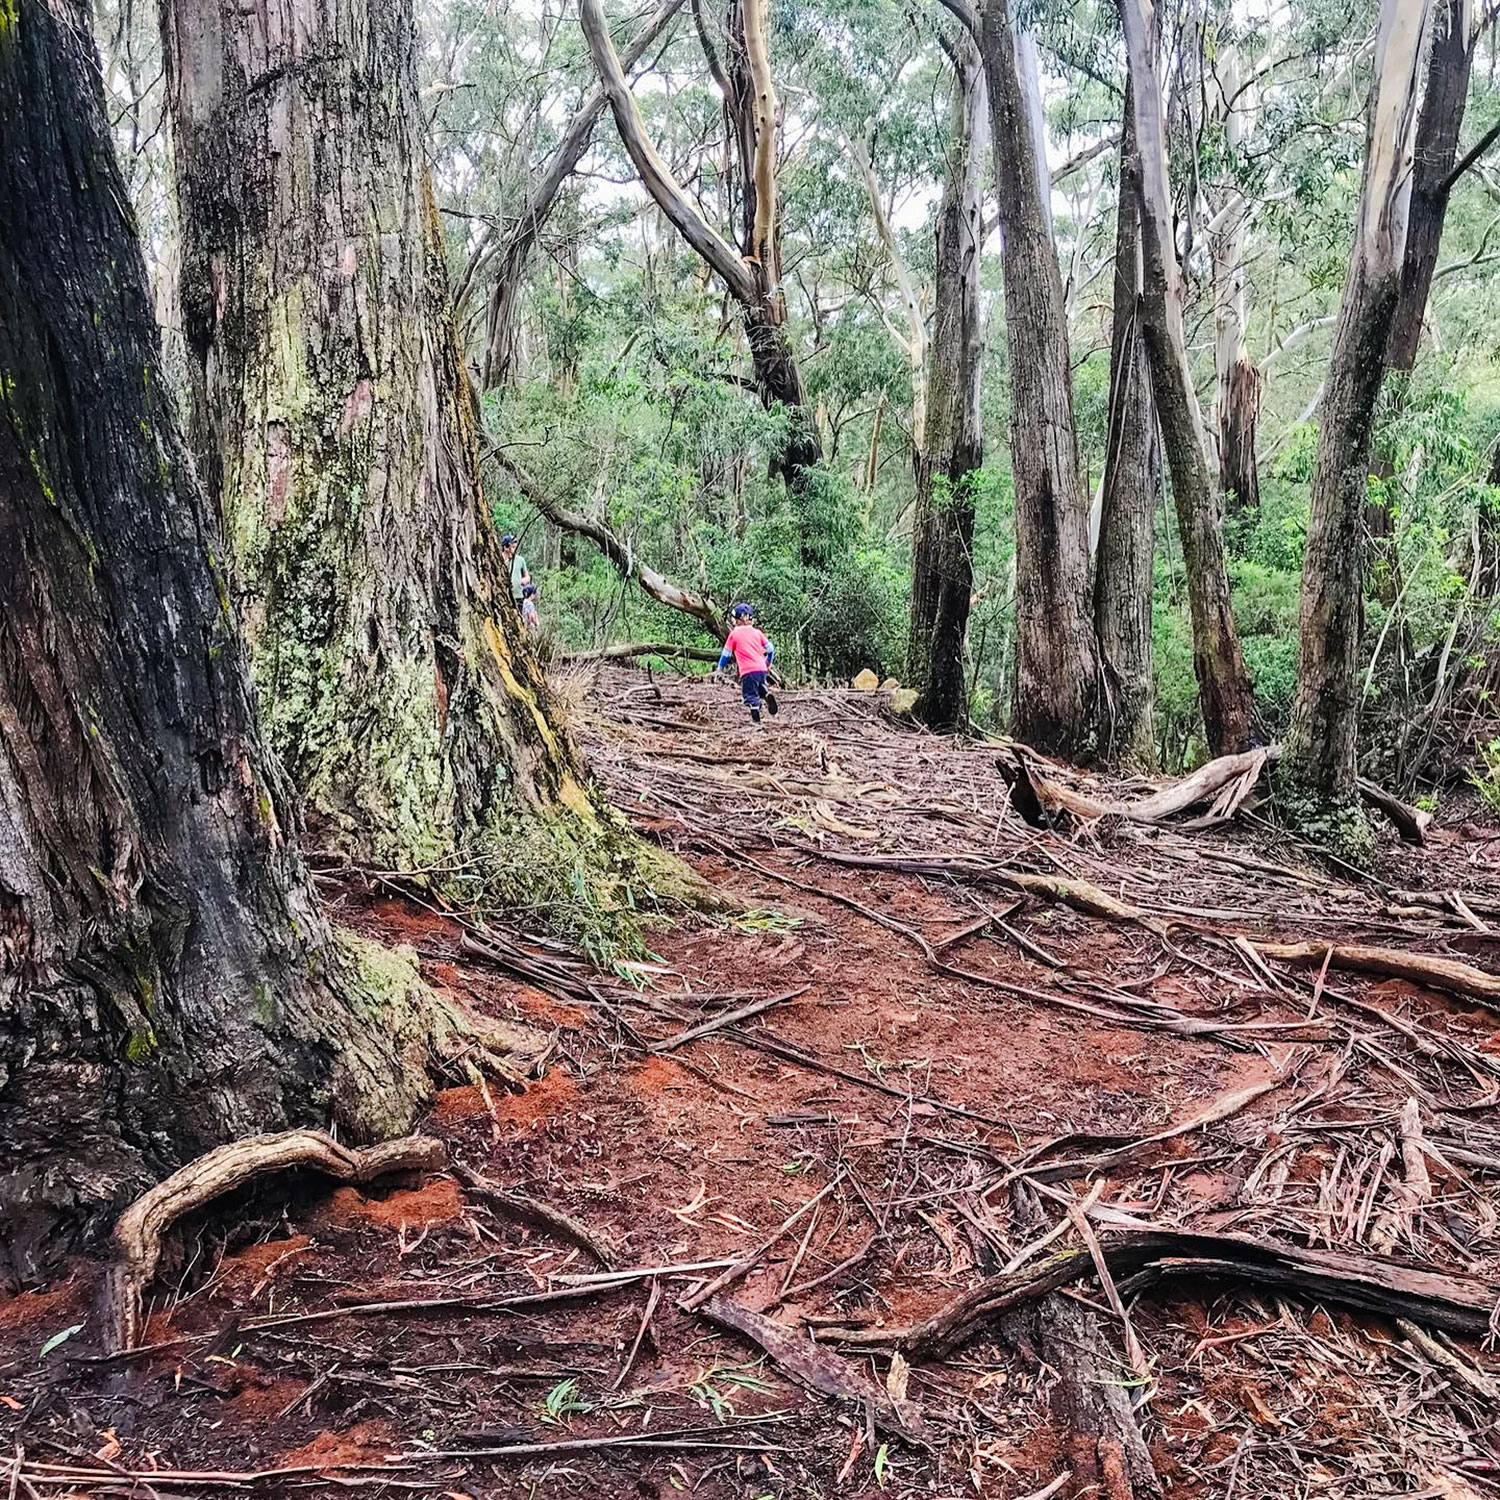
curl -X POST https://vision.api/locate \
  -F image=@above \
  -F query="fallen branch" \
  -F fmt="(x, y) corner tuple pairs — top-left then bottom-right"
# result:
(563, 642), (722, 665)
(650, 985), (809, 1052)
(452, 1163), (621, 1268)
(699, 1295), (929, 1443)
(102, 1130), (444, 1353)
(1357, 776), (1433, 844)
(823, 1224), (1500, 1356)
(1253, 940), (1500, 1011)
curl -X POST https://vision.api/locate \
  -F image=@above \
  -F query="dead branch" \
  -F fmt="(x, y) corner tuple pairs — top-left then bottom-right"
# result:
(698, 1295), (929, 1443)
(102, 1130), (445, 1353)
(563, 642), (722, 665)
(1254, 940), (1500, 1010)
(452, 1163), (621, 1268)
(823, 1225), (1500, 1357)
(1357, 776), (1434, 843)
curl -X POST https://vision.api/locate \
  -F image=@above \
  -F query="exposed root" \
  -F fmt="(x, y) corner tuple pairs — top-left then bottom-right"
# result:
(102, 1130), (445, 1353)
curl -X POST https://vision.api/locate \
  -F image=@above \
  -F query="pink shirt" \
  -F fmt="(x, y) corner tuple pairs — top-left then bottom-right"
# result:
(724, 624), (771, 675)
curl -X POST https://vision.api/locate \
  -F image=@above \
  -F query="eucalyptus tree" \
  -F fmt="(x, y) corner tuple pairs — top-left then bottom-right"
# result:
(1288, 0), (1437, 802)
(1, 0), (529, 1278)
(158, 0), (650, 923)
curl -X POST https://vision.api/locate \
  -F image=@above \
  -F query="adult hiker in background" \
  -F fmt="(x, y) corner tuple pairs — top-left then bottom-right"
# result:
(501, 534), (531, 608)
(715, 603), (779, 724)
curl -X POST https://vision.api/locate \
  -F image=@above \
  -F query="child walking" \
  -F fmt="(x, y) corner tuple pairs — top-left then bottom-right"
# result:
(715, 603), (779, 723)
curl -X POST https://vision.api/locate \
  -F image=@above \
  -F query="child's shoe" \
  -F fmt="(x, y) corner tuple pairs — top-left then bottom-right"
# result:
(765, 692), (779, 716)
(751, 707), (762, 723)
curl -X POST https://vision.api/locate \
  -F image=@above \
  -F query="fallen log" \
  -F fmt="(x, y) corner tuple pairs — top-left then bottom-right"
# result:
(1253, 940), (1500, 1011)
(1356, 776), (1433, 844)
(563, 642), (722, 665)
(821, 1225), (1500, 1357)
(698, 1295), (929, 1444)
(1001, 746), (1277, 829)
(102, 1130), (445, 1353)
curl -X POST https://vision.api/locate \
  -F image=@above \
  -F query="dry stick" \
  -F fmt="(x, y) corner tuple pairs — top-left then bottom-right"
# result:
(778, 1201), (824, 1296)
(611, 1277), (662, 1391)
(781, 1233), (879, 1300)
(680, 1174), (844, 1311)
(650, 985), (810, 1051)
(1065, 1201), (1151, 1394)
(102, 1130), (445, 1353)
(452, 1163), (621, 1269)
(1254, 940), (1500, 1011)
(400, 1428), (783, 1462)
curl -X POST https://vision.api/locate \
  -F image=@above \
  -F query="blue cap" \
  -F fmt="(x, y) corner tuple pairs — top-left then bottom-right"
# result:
(501, 533), (517, 547)
(732, 602), (754, 618)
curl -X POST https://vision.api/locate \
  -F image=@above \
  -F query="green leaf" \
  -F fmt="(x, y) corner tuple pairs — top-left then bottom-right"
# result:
(874, 1443), (889, 1486)
(40, 1323), (84, 1357)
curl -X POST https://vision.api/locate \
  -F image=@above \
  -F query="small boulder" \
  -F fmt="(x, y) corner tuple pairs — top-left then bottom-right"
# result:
(851, 668), (880, 692)
(879, 677), (900, 692)
(890, 687), (919, 716)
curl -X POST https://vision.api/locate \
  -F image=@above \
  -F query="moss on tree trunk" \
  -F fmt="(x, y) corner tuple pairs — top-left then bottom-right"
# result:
(0, 0), (541, 1284)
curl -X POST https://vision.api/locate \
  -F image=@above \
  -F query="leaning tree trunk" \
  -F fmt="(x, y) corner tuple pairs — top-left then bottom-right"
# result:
(1367, 0), (1474, 603)
(160, 0), (625, 905)
(580, 0), (828, 571)
(0, 0), (533, 1284)
(908, 39), (987, 730)
(1122, 0), (1262, 756)
(1094, 81), (1159, 771)
(979, 0), (1098, 756)
(1287, 0), (1436, 801)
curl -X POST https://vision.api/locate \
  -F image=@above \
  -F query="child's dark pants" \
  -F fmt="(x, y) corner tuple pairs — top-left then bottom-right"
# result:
(740, 670), (768, 714)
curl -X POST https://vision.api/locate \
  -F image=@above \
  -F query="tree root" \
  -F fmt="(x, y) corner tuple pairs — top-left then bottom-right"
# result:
(820, 1224), (1499, 1358)
(1254, 940), (1500, 1011)
(102, 1130), (445, 1354)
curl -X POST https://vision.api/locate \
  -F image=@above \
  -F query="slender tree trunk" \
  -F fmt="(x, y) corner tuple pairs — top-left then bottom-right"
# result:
(0, 0), (531, 1283)
(909, 40), (987, 730)
(1287, 0), (1436, 801)
(1094, 83), (1159, 770)
(580, 0), (827, 569)
(478, 0), (686, 389)
(1368, 0), (1473, 609)
(1210, 48), (1263, 514)
(1122, 0), (1262, 755)
(161, 0), (619, 899)
(978, 0), (1098, 755)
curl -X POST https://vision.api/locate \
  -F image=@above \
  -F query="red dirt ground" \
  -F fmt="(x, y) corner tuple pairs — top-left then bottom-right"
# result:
(3, 672), (1499, 1497)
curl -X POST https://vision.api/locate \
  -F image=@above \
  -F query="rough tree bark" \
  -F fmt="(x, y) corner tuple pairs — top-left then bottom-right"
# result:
(1209, 47), (1263, 513)
(907, 38), (987, 730)
(1287, 0), (1436, 801)
(974, 0), (1098, 755)
(475, 0), (687, 389)
(581, 0), (828, 567)
(160, 0), (627, 900)
(1094, 80), (1159, 771)
(0, 0), (535, 1284)
(1122, 0), (1262, 755)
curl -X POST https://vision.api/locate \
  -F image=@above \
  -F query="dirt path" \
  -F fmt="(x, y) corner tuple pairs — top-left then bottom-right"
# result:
(3, 667), (1499, 1497)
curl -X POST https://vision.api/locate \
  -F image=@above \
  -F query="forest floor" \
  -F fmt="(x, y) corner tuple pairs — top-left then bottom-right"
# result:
(5, 665), (1500, 1499)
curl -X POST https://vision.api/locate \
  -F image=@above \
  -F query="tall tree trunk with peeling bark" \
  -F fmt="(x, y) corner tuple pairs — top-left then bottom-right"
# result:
(160, 0), (639, 912)
(908, 39), (987, 730)
(1094, 80), (1159, 770)
(1287, 0), (1436, 802)
(0, 0), (536, 1284)
(1122, 0), (1262, 755)
(977, 0), (1098, 755)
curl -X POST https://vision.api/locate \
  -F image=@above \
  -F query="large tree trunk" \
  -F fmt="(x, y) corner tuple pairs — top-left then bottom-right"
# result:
(1287, 0), (1436, 800)
(1094, 82), (1159, 771)
(1121, 0), (1262, 756)
(908, 39), (987, 731)
(161, 0), (616, 892)
(0, 0), (531, 1285)
(978, 0), (1098, 756)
